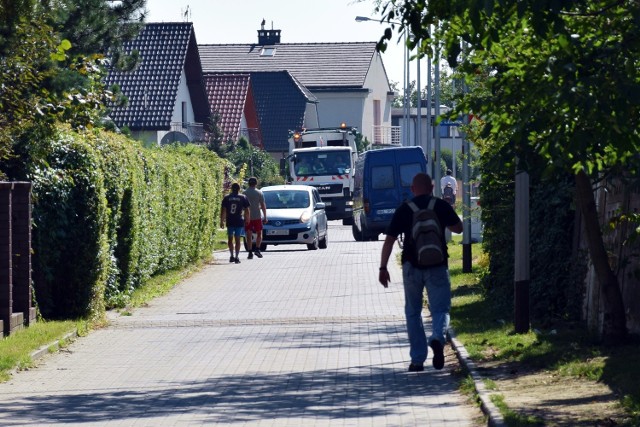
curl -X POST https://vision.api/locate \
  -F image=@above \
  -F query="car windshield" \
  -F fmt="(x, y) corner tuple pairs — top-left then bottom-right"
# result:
(264, 190), (310, 209)
(293, 151), (351, 176)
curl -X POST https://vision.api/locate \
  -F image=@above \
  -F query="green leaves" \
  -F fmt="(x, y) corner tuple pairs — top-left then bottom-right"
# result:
(31, 127), (227, 319)
(380, 0), (640, 180)
(50, 39), (71, 61)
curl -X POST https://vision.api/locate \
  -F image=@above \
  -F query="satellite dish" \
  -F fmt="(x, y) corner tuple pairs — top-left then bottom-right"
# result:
(160, 131), (190, 145)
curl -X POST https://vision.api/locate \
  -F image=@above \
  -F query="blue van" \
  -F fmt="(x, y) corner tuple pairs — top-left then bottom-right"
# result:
(351, 146), (428, 241)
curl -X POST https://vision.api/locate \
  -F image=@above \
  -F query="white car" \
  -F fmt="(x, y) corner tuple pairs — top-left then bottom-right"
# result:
(260, 185), (328, 250)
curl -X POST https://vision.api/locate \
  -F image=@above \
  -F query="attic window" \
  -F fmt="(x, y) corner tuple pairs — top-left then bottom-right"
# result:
(260, 47), (276, 57)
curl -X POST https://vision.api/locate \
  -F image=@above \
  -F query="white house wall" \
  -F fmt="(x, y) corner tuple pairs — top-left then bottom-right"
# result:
(314, 92), (365, 133)
(312, 51), (392, 143)
(304, 103), (320, 129)
(157, 69), (196, 144)
(172, 70), (195, 124)
(362, 52), (393, 142)
(132, 130), (161, 147)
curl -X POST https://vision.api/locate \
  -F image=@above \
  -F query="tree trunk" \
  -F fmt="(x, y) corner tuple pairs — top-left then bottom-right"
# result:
(574, 170), (627, 344)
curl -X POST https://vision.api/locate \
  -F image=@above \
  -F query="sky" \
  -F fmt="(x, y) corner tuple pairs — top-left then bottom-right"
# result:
(143, 0), (409, 86)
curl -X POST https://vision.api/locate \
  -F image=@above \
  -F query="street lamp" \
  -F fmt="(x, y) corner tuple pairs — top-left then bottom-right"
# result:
(355, 16), (411, 146)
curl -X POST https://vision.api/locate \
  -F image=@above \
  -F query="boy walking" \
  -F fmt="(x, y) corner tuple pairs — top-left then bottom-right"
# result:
(220, 182), (250, 263)
(243, 177), (267, 258)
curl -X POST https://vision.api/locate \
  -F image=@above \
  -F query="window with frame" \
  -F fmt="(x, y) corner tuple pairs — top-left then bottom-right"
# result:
(372, 166), (394, 189)
(260, 47), (276, 56)
(400, 163), (424, 187)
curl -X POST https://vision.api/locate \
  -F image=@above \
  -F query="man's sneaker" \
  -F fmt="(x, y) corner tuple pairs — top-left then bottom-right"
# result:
(254, 250), (263, 258)
(229, 256), (235, 263)
(430, 340), (445, 370)
(408, 363), (424, 372)
(234, 257), (241, 264)
(248, 252), (253, 259)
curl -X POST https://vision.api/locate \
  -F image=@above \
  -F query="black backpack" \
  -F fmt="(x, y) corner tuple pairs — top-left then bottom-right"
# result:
(407, 198), (445, 267)
(443, 184), (454, 205)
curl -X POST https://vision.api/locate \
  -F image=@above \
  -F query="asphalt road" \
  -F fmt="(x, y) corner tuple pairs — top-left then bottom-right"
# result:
(0, 222), (480, 426)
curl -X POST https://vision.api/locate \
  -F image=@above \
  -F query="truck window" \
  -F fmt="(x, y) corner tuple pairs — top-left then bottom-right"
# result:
(400, 163), (423, 187)
(372, 165), (394, 189)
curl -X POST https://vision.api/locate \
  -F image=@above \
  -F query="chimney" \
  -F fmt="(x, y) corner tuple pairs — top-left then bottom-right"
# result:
(257, 20), (280, 45)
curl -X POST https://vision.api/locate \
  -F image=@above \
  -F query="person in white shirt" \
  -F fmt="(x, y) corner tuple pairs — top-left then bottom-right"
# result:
(440, 169), (457, 205)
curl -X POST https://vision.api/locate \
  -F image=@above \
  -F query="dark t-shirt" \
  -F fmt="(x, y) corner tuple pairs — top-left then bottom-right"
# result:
(385, 194), (461, 268)
(221, 193), (250, 227)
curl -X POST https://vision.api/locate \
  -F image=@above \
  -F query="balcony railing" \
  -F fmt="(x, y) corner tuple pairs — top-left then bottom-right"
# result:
(170, 122), (205, 142)
(371, 125), (402, 147)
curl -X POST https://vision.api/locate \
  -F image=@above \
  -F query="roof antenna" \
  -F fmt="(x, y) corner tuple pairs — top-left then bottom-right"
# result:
(261, 18), (265, 30)
(182, 5), (191, 21)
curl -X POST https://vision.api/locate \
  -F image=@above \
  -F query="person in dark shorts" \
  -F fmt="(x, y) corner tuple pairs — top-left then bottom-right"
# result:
(243, 177), (267, 259)
(378, 173), (463, 372)
(220, 182), (250, 264)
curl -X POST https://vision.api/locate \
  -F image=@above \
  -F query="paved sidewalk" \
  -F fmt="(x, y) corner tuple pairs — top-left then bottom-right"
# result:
(0, 224), (481, 426)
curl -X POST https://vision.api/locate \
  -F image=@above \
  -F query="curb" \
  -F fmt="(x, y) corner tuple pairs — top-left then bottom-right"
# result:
(449, 328), (506, 427)
(29, 330), (78, 361)
(6, 330), (79, 379)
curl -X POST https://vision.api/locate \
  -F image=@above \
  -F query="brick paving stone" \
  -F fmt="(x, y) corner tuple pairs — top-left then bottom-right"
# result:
(0, 223), (480, 426)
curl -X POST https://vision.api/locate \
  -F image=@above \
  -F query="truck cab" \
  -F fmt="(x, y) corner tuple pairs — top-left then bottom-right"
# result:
(281, 124), (359, 224)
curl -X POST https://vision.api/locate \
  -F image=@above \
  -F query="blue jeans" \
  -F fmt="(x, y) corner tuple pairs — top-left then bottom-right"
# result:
(402, 262), (451, 364)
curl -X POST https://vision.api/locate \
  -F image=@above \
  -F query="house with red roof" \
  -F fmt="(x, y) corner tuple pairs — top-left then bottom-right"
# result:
(199, 26), (395, 155)
(204, 71), (319, 153)
(105, 22), (393, 157)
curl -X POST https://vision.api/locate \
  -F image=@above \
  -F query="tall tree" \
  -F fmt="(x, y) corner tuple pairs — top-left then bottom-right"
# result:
(51, 0), (146, 58)
(0, 0), (145, 178)
(376, 0), (640, 343)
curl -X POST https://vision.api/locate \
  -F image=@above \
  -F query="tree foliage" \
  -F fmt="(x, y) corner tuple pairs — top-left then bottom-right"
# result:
(50, 0), (145, 59)
(377, 0), (640, 342)
(217, 138), (284, 187)
(0, 0), (145, 179)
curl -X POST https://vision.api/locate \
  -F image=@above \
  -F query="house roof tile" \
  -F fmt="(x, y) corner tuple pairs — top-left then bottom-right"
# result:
(105, 23), (209, 131)
(199, 42), (378, 90)
(204, 73), (251, 141)
(248, 71), (315, 152)
(204, 71), (316, 152)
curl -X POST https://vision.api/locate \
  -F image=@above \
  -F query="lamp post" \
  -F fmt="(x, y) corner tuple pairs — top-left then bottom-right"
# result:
(355, 16), (411, 146)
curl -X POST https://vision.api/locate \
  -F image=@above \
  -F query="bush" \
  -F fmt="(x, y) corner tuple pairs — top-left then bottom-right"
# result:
(477, 137), (584, 324)
(29, 126), (226, 320)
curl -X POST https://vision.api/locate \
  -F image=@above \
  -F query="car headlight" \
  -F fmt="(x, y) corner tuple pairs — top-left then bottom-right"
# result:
(300, 211), (311, 223)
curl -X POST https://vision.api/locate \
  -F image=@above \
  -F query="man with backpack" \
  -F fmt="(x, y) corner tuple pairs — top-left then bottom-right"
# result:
(378, 173), (463, 372)
(441, 169), (457, 206)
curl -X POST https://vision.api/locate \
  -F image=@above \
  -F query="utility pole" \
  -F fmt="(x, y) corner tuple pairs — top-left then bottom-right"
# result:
(433, 35), (442, 195)
(457, 41), (472, 273)
(461, 113), (472, 273)
(426, 53), (433, 175)
(514, 161), (530, 333)
(416, 55), (421, 149)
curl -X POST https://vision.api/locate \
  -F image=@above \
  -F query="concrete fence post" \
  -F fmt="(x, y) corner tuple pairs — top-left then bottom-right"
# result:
(0, 183), (15, 336)
(12, 182), (35, 326)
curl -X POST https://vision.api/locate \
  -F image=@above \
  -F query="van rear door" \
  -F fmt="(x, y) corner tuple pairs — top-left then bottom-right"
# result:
(367, 148), (426, 215)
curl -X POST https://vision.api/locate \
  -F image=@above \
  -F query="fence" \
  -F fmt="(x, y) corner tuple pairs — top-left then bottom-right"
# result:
(580, 179), (640, 336)
(0, 182), (35, 336)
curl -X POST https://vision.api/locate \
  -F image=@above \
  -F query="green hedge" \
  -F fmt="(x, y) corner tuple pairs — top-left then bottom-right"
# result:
(30, 127), (225, 320)
(477, 147), (584, 324)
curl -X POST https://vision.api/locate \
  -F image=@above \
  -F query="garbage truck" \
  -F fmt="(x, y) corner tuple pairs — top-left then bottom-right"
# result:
(280, 124), (358, 224)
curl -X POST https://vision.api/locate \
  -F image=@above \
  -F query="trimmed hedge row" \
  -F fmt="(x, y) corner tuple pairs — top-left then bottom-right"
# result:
(30, 127), (226, 320)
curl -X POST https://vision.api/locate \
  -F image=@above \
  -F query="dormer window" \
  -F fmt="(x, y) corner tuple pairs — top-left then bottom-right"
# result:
(261, 47), (276, 57)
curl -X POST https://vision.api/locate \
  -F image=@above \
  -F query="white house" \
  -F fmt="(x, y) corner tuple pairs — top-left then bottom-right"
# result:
(198, 26), (395, 153)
